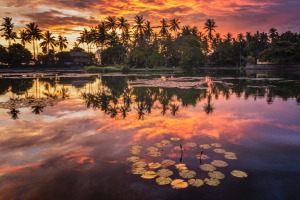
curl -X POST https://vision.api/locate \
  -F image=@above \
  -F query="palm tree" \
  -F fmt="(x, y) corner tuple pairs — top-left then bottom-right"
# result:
(144, 21), (153, 40)
(76, 34), (85, 49)
(96, 21), (108, 48)
(0, 17), (17, 46)
(224, 32), (233, 42)
(133, 15), (146, 38)
(181, 25), (191, 36)
(169, 18), (180, 33)
(19, 29), (31, 47)
(159, 19), (169, 37)
(117, 16), (130, 33)
(204, 19), (217, 41)
(269, 28), (278, 43)
(57, 35), (68, 51)
(40, 31), (56, 53)
(25, 22), (42, 60)
(105, 16), (117, 31)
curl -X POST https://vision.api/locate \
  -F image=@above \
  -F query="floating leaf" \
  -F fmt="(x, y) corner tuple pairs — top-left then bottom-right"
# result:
(170, 137), (181, 141)
(231, 170), (248, 178)
(214, 148), (226, 153)
(147, 147), (159, 152)
(127, 156), (139, 162)
(156, 177), (172, 185)
(132, 167), (147, 175)
(199, 164), (216, 172)
(175, 163), (188, 171)
(131, 145), (142, 150)
(157, 169), (174, 177)
(224, 152), (237, 160)
(148, 162), (161, 169)
(154, 143), (164, 148)
(148, 151), (161, 157)
(208, 171), (225, 179)
(188, 179), (204, 187)
(196, 154), (209, 160)
(204, 178), (220, 186)
(211, 160), (228, 167)
(185, 142), (197, 148)
(133, 161), (147, 168)
(161, 159), (176, 168)
(179, 170), (196, 178)
(161, 140), (170, 144)
(130, 149), (140, 155)
(211, 143), (222, 147)
(141, 171), (157, 179)
(199, 144), (211, 149)
(171, 179), (189, 189)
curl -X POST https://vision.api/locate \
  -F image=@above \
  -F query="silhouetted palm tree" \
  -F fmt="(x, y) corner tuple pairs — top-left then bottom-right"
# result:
(96, 21), (108, 48)
(169, 18), (180, 33)
(133, 15), (146, 38)
(106, 16), (117, 31)
(57, 35), (68, 51)
(144, 21), (154, 40)
(269, 27), (278, 43)
(76, 34), (85, 49)
(0, 17), (17, 46)
(117, 16), (130, 33)
(159, 19), (169, 37)
(19, 29), (31, 47)
(40, 31), (56, 53)
(25, 22), (42, 59)
(204, 19), (217, 41)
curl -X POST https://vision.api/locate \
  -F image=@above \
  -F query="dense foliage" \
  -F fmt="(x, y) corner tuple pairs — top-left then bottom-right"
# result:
(1, 16), (300, 68)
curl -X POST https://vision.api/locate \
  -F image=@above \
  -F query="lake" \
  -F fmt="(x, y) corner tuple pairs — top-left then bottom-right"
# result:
(0, 71), (300, 200)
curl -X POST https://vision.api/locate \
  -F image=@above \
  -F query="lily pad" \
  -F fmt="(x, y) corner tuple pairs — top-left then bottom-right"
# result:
(132, 167), (147, 175)
(214, 148), (226, 153)
(148, 162), (161, 169)
(224, 152), (237, 160)
(131, 145), (142, 149)
(188, 179), (204, 187)
(154, 143), (164, 148)
(133, 161), (147, 168)
(199, 164), (216, 172)
(161, 140), (170, 144)
(170, 137), (181, 141)
(161, 159), (176, 168)
(130, 149), (140, 155)
(179, 170), (196, 178)
(171, 179), (189, 189)
(204, 178), (220, 186)
(175, 163), (187, 171)
(148, 151), (161, 157)
(208, 171), (225, 179)
(157, 169), (174, 177)
(147, 147), (159, 152)
(231, 170), (248, 178)
(173, 146), (182, 151)
(141, 171), (157, 179)
(211, 143), (222, 147)
(127, 156), (139, 162)
(199, 144), (211, 149)
(196, 154), (209, 160)
(211, 160), (228, 167)
(185, 142), (197, 148)
(156, 176), (172, 185)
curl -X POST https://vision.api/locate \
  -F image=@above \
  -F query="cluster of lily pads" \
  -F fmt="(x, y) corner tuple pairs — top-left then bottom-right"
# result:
(127, 137), (248, 189)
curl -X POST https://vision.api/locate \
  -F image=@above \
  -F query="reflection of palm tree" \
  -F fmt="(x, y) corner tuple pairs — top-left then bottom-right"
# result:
(158, 90), (170, 115)
(203, 94), (214, 115)
(107, 103), (119, 118)
(43, 83), (59, 98)
(59, 85), (70, 99)
(31, 104), (45, 114)
(136, 101), (147, 120)
(170, 103), (179, 116)
(7, 108), (20, 120)
(145, 89), (157, 114)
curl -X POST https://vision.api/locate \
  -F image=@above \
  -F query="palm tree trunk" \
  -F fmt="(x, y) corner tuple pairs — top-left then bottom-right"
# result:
(33, 39), (36, 60)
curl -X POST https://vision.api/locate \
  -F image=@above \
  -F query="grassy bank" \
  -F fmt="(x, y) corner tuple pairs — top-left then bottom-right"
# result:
(84, 65), (184, 73)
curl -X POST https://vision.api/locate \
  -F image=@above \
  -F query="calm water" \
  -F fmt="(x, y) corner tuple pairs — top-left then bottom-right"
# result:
(0, 72), (300, 200)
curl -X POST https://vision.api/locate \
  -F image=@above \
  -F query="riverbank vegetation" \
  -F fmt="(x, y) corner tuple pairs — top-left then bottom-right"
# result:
(1, 16), (300, 69)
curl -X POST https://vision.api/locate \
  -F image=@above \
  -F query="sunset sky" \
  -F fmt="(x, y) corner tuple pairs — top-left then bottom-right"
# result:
(0, 0), (299, 50)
